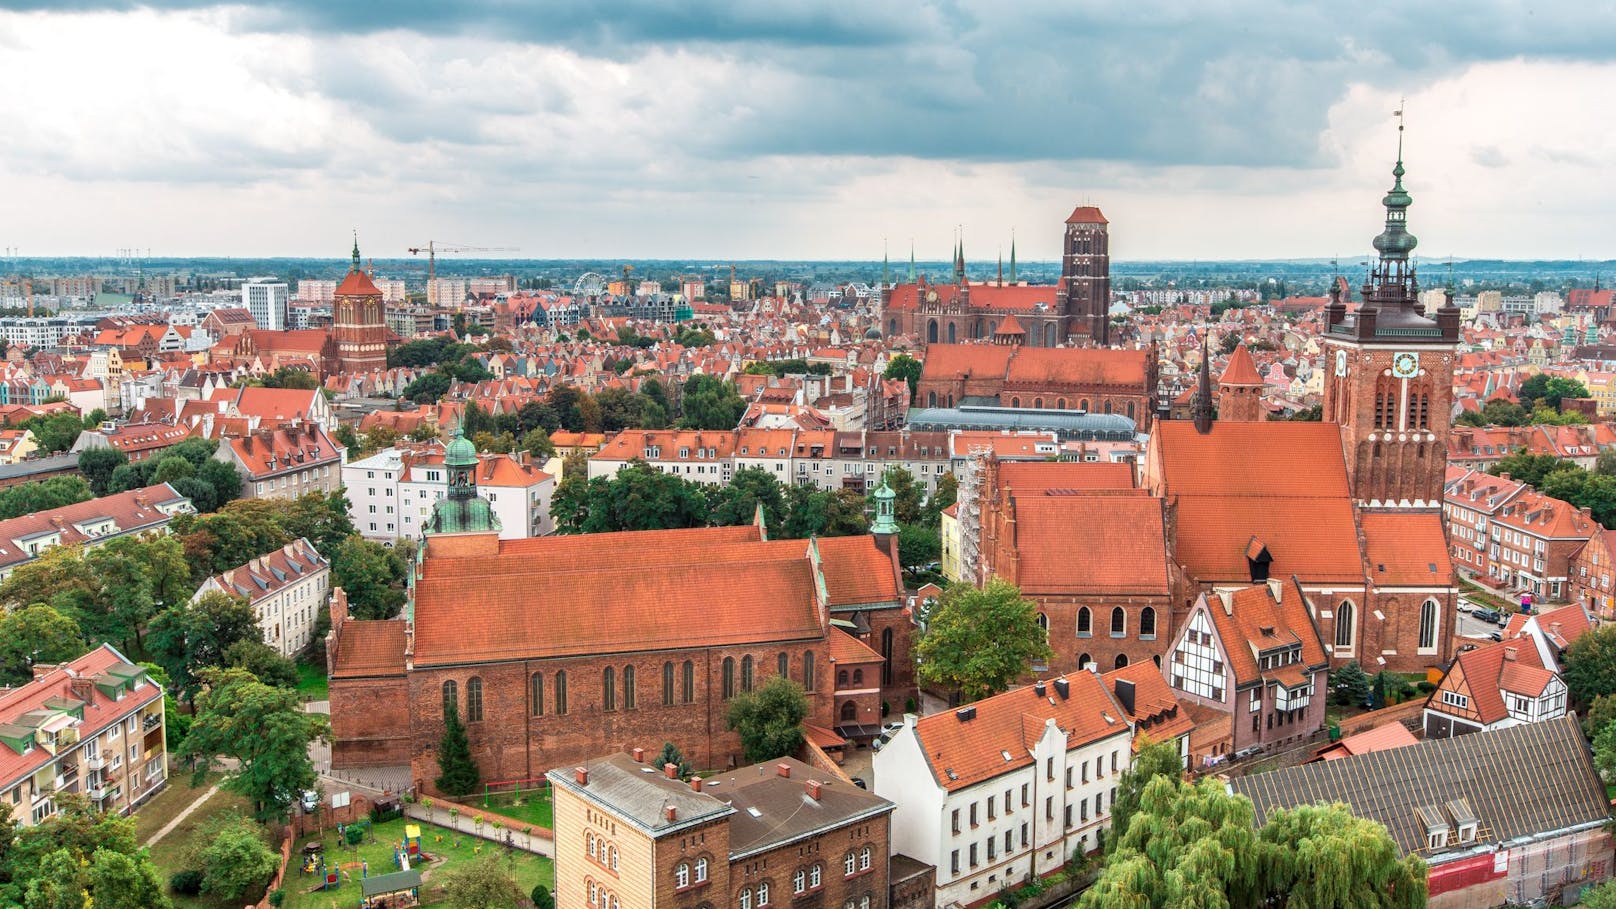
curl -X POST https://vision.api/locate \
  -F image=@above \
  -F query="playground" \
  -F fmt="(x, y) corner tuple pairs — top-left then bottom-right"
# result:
(284, 817), (553, 909)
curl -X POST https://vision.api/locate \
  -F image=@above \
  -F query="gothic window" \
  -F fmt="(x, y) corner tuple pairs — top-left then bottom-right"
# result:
(947, 323), (956, 343)
(1374, 392), (1387, 429)
(1110, 607), (1126, 637)
(881, 628), (894, 684)
(852, 668), (863, 686)
(927, 320), (938, 344)
(663, 662), (675, 706)
(1416, 392), (1430, 429)
(974, 318), (984, 338)
(1140, 607), (1157, 640)
(1128, 401), (1136, 419)
(888, 318), (896, 337)
(465, 677), (483, 722)
(840, 701), (856, 722)
(1077, 607), (1092, 637)
(1114, 653), (1129, 669)
(804, 651), (815, 690)
(555, 671), (568, 715)
(1419, 599), (1439, 650)
(1037, 612), (1049, 640)
(682, 660), (695, 703)
(623, 665), (636, 709)
(1077, 652), (1091, 669)
(1080, 399), (1090, 412)
(1104, 401), (1113, 414)
(441, 680), (457, 717)
(838, 669), (849, 687)
(1057, 398), (1067, 409)
(741, 656), (754, 692)
(530, 673), (543, 716)
(1010, 397), (1021, 408)
(1335, 601), (1355, 650)
(722, 657), (735, 700)
(778, 652), (789, 678)
(603, 667), (616, 711)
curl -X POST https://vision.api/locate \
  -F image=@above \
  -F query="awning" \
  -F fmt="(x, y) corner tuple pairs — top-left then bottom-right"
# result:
(835, 723), (885, 740)
(361, 869), (423, 898)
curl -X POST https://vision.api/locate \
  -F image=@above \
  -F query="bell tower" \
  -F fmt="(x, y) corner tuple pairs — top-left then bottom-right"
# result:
(1322, 128), (1461, 509)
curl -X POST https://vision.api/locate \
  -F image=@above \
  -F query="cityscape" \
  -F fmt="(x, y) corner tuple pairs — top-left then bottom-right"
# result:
(3, 4), (1616, 909)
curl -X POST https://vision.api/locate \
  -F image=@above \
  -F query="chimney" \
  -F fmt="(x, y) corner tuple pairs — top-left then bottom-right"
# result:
(574, 767), (589, 785)
(1034, 680), (1047, 697)
(690, 777), (703, 792)
(31, 663), (59, 680)
(631, 747), (644, 763)
(1053, 677), (1070, 700)
(329, 587), (349, 637)
(955, 706), (976, 722)
(664, 805), (677, 822)
(806, 780), (822, 801)
(68, 677), (95, 703)
(664, 762), (679, 779)
(776, 762), (792, 779)
(1113, 678), (1136, 715)
(1503, 646), (1518, 662)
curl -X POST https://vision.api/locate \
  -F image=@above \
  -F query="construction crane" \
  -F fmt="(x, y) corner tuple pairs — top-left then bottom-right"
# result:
(406, 241), (519, 284)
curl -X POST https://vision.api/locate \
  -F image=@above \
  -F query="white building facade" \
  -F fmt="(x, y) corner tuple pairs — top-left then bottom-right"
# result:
(346, 444), (554, 542)
(243, 281), (288, 331)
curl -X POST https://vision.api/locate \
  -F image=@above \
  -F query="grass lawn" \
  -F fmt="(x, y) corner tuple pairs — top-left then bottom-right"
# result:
(1460, 579), (1516, 614)
(280, 817), (553, 909)
(136, 776), (258, 909)
(474, 788), (554, 830)
(296, 660), (330, 702)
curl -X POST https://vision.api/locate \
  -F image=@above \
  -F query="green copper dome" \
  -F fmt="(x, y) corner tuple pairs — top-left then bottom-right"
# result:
(1371, 158), (1418, 259)
(445, 427), (477, 467)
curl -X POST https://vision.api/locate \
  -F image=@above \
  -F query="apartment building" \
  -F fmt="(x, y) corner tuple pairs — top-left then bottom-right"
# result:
(214, 423), (343, 500)
(243, 281), (288, 331)
(345, 443), (554, 542)
(1490, 489), (1596, 604)
(875, 671), (1133, 907)
(0, 484), (192, 583)
(193, 538), (330, 657)
(0, 646), (167, 827)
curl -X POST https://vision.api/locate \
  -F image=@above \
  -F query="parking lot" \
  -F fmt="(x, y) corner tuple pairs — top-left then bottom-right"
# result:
(1456, 598), (1509, 640)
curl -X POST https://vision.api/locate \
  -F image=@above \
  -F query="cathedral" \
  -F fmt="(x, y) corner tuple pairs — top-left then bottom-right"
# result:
(882, 205), (1111, 348)
(329, 237), (389, 375)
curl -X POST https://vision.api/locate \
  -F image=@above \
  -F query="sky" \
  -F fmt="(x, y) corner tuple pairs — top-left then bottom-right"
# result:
(2, 2), (1614, 262)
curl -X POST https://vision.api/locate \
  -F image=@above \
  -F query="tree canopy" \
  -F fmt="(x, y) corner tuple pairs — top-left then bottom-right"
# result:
(0, 796), (170, 909)
(914, 579), (1052, 701)
(883, 353), (922, 397)
(679, 374), (747, 430)
(183, 667), (328, 822)
(0, 604), (85, 686)
(0, 475), (93, 520)
(725, 675), (810, 764)
(1564, 624), (1616, 705)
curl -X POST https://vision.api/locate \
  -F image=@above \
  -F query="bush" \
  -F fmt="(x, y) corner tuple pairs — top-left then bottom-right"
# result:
(532, 883), (556, 909)
(268, 889), (286, 907)
(345, 824), (366, 846)
(170, 869), (204, 896)
(904, 697), (918, 713)
(1416, 681), (1436, 694)
(370, 804), (404, 824)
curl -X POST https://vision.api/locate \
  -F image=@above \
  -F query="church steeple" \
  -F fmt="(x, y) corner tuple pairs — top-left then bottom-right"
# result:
(907, 241), (916, 283)
(1193, 332), (1214, 434)
(954, 228), (966, 284)
(350, 231), (362, 272)
(1009, 229), (1017, 284)
(881, 240), (890, 289)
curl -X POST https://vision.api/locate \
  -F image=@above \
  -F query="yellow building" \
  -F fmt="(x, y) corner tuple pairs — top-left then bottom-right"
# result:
(0, 429), (39, 464)
(939, 502), (963, 582)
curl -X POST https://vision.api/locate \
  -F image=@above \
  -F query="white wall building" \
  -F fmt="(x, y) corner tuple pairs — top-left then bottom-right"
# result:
(874, 671), (1133, 907)
(243, 281), (288, 331)
(346, 444), (554, 543)
(192, 538), (330, 657)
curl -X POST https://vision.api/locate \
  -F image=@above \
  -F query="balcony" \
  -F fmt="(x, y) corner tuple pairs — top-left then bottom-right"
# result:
(84, 754), (106, 771)
(86, 785), (108, 801)
(142, 713), (162, 732)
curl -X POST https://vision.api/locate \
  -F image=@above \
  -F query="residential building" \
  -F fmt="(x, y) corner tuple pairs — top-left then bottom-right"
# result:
(909, 344), (1156, 430)
(874, 670), (1134, 907)
(1443, 468), (1527, 582)
(70, 422), (194, 462)
(0, 645), (167, 827)
(193, 538), (330, 657)
(1569, 530), (1616, 620)
(1422, 640), (1568, 738)
(547, 754), (893, 909)
(1488, 488), (1596, 603)
(0, 428), (38, 464)
(1100, 662), (1193, 767)
(243, 281), (288, 331)
(1232, 717), (1613, 908)
(214, 424), (343, 500)
(345, 443), (555, 542)
(1506, 603), (1596, 672)
(0, 484), (192, 583)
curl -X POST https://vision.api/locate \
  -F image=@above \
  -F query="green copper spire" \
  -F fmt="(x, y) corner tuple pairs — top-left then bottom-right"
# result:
(427, 424), (501, 535)
(1373, 113), (1417, 263)
(351, 231), (362, 272)
(871, 479), (898, 535)
(1009, 228), (1016, 284)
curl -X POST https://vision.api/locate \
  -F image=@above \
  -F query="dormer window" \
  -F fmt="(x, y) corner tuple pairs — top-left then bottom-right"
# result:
(1428, 830), (1448, 850)
(1458, 823), (1477, 844)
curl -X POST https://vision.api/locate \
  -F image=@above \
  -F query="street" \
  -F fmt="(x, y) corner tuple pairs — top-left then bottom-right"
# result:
(1455, 600), (1508, 640)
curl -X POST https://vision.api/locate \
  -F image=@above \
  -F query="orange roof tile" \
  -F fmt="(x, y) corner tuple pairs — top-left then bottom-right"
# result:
(335, 269), (382, 297)
(0, 645), (162, 785)
(1361, 512), (1453, 586)
(331, 620), (407, 678)
(828, 627), (883, 666)
(1218, 345), (1262, 387)
(997, 461), (1134, 493)
(1065, 206), (1108, 224)
(1013, 496), (1170, 595)
(1101, 662), (1193, 751)
(1196, 581), (1328, 689)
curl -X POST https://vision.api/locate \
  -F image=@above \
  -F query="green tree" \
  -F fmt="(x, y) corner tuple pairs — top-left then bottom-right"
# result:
(183, 668), (327, 821)
(1597, 448), (1616, 477)
(77, 446), (128, 496)
(262, 366), (319, 390)
(780, 485), (868, 539)
(20, 411), (86, 452)
(224, 640), (298, 688)
(725, 676), (810, 764)
(0, 795), (167, 909)
(0, 604), (84, 686)
(1564, 624), (1616, 705)
(331, 537), (408, 620)
(435, 701), (481, 797)
(1582, 879), (1616, 909)
(1585, 693), (1616, 737)
(656, 742), (693, 779)
(85, 847), (171, 909)
(0, 475), (93, 520)
(921, 473), (958, 527)
(1107, 736), (1184, 847)
(440, 855), (526, 909)
(678, 375), (746, 430)
(883, 353), (923, 397)
(877, 466), (924, 524)
(896, 524), (941, 576)
(708, 466), (787, 532)
(1594, 718), (1616, 783)
(531, 884), (556, 909)
(1489, 450), (1572, 487)
(1331, 660), (1373, 706)
(914, 579), (1052, 701)
(402, 372), (452, 404)
(192, 813), (277, 901)
(521, 427), (556, 460)
(147, 591), (262, 705)
(151, 455), (195, 485)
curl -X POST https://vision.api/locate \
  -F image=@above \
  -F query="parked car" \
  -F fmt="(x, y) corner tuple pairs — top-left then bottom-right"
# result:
(300, 790), (319, 813)
(1489, 631), (1503, 642)
(1472, 608), (1501, 625)
(851, 777), (867, 790)
(1232, 746), (1264, 761)
(880, 721), (905, 738)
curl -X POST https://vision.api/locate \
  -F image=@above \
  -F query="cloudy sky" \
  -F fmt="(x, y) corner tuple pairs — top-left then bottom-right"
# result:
(2, 2), (1613, 262)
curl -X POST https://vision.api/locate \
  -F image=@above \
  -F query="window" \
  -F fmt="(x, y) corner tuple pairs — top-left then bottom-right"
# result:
(969, 844), (978, 867)
(555, 671), (569, 715)
(1037, 612), (1049, 640)
(951, 851), (960, 875)
(695, 857), (709, 882)
(682, 660), (695, 703)
(603, 668), (616, 711)
(1110, 607), (1126, 637)
(852, 668), (863, 686)
(1419, 599), (1439, 650)
(441, 680), (457, 716)
(845, 851), (857, 876)
(1441, 690), (1469, 709)
(757, 881), (770, 905)
(663, 662), (675, 706)
(1077, 652), (1091, 670)
(809, 863), (821, 888)
(793, 870), (807, 894)
(465, 676), (483, 722)
(860, 846), (871, 871)
(677, 862), (691, 889)
(952, 809), (960, 834)
(1140, 607), (1156, 640)
(1335, 601), (1355, 650)
(741, 890), (753, 909)
(742, 656), (754, 692)
(778, 652), (789, 677)
(1021, 783), (1029, 806)
(1077, 607), (1092, 637)
(803, 651), (815, 689)
(722, 658), (736, 700)
(969, 803), (978, 826)
(623, 665), (636, 709)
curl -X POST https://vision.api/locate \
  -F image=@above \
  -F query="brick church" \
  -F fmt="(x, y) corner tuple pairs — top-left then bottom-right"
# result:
(965, 147), (1459, 677)
(326, 437), (915, 792)
(882, 205), (1111, 347)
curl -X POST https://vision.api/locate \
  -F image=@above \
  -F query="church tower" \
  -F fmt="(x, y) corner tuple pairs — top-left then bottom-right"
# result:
(425, 426), (501, 537)
(1322, 136), (1461, 508)
(1217, 344), (1264, 422)
(1058, 206), (1110, 346)
(332, 235), (388, 375)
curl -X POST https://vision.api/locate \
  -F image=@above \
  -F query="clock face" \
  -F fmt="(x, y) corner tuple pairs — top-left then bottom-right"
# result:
(1392, 351), (1420, 379)
(1334, 350), (1348, 377)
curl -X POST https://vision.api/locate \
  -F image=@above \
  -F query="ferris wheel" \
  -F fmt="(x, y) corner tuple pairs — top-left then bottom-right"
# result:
(573, 272), (608, 296)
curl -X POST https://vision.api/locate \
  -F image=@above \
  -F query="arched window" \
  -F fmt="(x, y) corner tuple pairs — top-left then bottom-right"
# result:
(927, 320), (938, 344)
(623, 665), (636, 709)
(1110, 607), (1126, 637)
(1033, 397), (1044, 409)
(1080, 399), (1090, 412)
(1335, 601), (1355, 650)
(441, 680), (457, 716)
(682, 660), (694, 703)
(974, 318), (984, 338)
(1114, 653), (1129, 669)
(1419, 599), (1439, 650)
(888, 318), (896, 337)
(608, 845), (618, 870)
(722, 657), (736, 700)
(1104, 400), (1113, 414)
(852, 668), (863, 686)
(947, 323), (956, 343)
(1152, 654), (1162, 668)
(663, 661), (675, 706)
(927, 391), (937, 407)
(859, 846), (871, 871)
(1010, 397), (1021, 408)
(741, 889), (754, 909)
(1077, 607), (1092, 637)
(793, 870), (806, 894)
(778, 652), (789, 677)
(757, 881), (770, 905)
(838, 669), (849, 688)
(840, 701), (856, 722)
(1037, 612), (1049, 640)
(676, 862), (690, 889)
(804, 651), (815, 690)
(1057, 398), (1067, 409)
(1140, 607), (1156, 640)
(695, 857), (709, 882)
(809, 863), (821, 888)
(881, 628), (894, 685)
(741, 656), (754, 692)
(845, 850), (857, 876)
(1077, 652), (1091, 669)
(465, 676), (483, 722)
(587, 833), (596, 858)
(530, 673), (543, 716)
(1128, 401), (1136, 419)
(603, 667), (616, 711)
(555, 670), (568, 715)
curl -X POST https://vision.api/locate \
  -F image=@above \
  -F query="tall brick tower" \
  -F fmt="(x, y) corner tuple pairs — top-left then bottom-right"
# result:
(332, 235), (387, 374)
(1057, 206), (1110, 346)
(1322, 137), (1461, 509)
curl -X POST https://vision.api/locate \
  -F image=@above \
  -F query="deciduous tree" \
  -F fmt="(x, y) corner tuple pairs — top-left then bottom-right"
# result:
(1107, 736), (1184, 846)
(331, 536), (407, 620)
(147, 592), (262, 705)
(183, 668), (327, 822)
(725, 676), (810, 764)
(1564, 624), (1616, 705)
(883, 353), (922, 397)
(914, 579), (1051, 701)
(440, 855), (526, 909)
(191, 813), (277, 901)
(0, 604), (84, 686)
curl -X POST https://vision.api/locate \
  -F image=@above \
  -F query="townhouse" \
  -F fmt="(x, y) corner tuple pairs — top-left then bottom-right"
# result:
(214, 423), (343, 500)
(1569, 529), (1616, 620)
(193, 538), (330, 657)
(1443, 468), (1526, 581)
(1490, 489), (1597, 604)
(1422, 639), (1568, 739)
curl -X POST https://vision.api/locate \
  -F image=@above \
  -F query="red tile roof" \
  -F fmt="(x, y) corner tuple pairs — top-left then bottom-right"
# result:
(1360, 512), (1453, 586)
(1101, 662), (1193, 751)
(996, 461), (1134, 493)
(331, 620), (407, 679)
(199, 538), (326, 605)
(0, 484), (188, 572)
(1065, 205), (1108, 224)
(1013, 496), (1170, 595)
(335, 269), (382, 297)
(828, 627), (883, 666)
(1436, 640), (1554, 725)
(1312, 722), (1418, 761)
(0, 645), (161, 786)
(1218, 345), (1262, 387)
(220, 424), (341, 479)
(1197, 581), (1328, 689)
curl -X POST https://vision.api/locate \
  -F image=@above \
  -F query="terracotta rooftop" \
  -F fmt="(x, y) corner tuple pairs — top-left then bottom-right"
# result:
(1361, 512), (1453, 586)
(1218, 345), (1263, 387)
(0, 645), (162, 786)
(1012, 495), (1170, 595)
(331, 620), (407, 679)
(0, 483), (189, 572)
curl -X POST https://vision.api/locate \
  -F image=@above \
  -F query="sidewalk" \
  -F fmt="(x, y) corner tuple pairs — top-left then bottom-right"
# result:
(142, 784), (220, 849)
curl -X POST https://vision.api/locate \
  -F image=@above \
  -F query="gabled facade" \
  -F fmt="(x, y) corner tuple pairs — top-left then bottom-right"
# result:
(1422, 640), (1568, 738)
(0, 483), (192, 582)
(193, 537), (330, 657)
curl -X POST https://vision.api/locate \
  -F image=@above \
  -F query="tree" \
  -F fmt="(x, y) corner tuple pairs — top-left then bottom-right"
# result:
(0, 795), (168, 909)
(1597, 448), (1616, 477)
(77, 446), (128, 496)
(679, 375), (746, 430)
(183, 668), (327, 821)
(402, 372), (452, 404)
(0, 474), (93, 520)
(1107, 736), (1184, 847)
(224, 640), (298, 688)
(877, 466), (924, 524)
(1564, 624), (1616, 705)
(521, 427), (556, 460)
(440, 855), (525, 909)
(531, 884), (557, 909)
(20, 411), (86, 452)
(1594, 717), (1616, 783)
(656, 741), (693, 779)
(192, 813), (277, 901)
(1331, 660), (1372, 706)
(436, 701), (481, 797)
(331, 537), (408, 620)
(780, 485), (868, 539)
(1489, 450), (1571, 488)
(725, 676), (810, 764)
(1585, 693), (1616, 737)
(84, 847), (171, 909)
(896, 524), (941, 576)
(1582, 879), (1616, 909)
(0, 604), (84, 686)
(708, 466), (786, 532)
(921, 473), (958, 527)
(261, 366), (319, 390)
(883, 353), (923, 397)
(147, 592), (262, 706)
(914, 579), (1052, 701)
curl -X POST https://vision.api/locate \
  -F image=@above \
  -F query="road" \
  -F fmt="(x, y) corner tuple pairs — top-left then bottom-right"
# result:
(1455, 600), (1508, 641)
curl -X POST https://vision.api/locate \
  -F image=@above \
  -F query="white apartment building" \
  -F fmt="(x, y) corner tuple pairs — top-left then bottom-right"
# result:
(192, 538), (330, 657)
(427, 278), (468, 308)
(242, 281), (288, 330)
(296, 279), (337, 302)
(875, 671), (1134, 907)
(346, 443), (554, 542)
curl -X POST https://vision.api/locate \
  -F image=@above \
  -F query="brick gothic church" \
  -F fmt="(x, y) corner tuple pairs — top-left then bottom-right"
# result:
(329, 237), (388, 375)
(882, 205), (1111, 348)
(968, 147), (1459, 677)
(326, 455), (916, 790)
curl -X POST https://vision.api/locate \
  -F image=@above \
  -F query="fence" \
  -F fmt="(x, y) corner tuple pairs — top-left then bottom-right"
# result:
(405, 801), (553, 857)
(252, 829), (294, 909)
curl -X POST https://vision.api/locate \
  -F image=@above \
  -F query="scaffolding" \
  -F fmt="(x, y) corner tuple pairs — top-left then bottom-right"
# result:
(955, 447), (991, 585)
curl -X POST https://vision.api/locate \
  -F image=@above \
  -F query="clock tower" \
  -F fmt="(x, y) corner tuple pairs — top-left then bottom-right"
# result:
(1322, 140), (1461, 509)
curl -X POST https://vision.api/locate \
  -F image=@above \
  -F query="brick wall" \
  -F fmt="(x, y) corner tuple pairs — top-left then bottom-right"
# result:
(329, 675), (412, 768)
